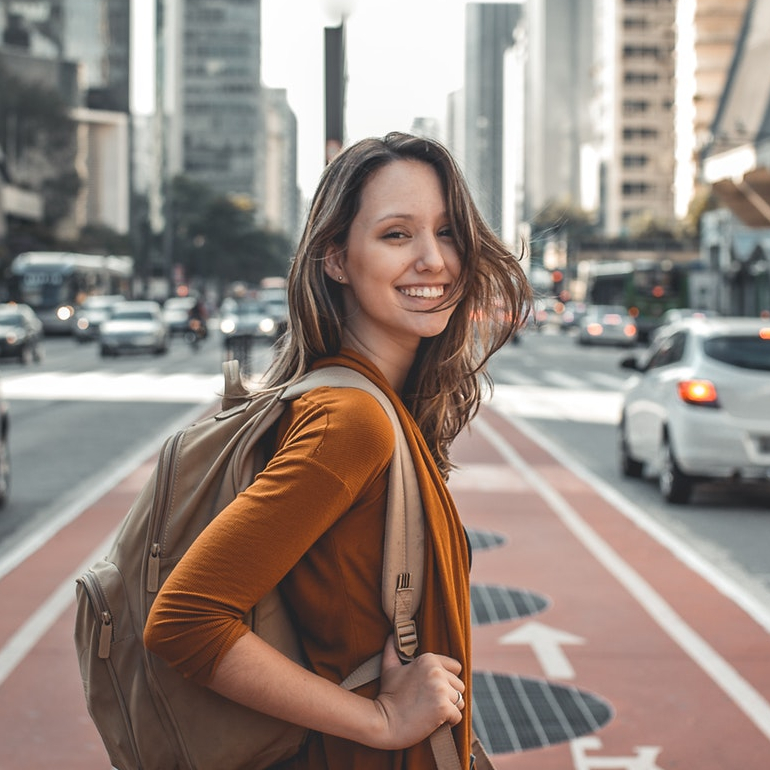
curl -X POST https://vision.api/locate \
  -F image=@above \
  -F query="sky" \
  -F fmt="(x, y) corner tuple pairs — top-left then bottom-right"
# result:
(261, 0), (474, 197)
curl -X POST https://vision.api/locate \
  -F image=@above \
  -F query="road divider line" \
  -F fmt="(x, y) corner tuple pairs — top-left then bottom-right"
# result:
(0, 401), (213, 581)
(0, 529), (119, 687)
(476, 413), (770, 744)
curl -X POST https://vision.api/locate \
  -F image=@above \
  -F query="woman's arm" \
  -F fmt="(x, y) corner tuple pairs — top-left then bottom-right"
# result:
(209, 633), (466, 750)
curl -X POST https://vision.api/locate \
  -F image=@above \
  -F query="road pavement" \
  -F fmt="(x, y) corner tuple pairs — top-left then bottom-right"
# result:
(1, 395), (769, 769)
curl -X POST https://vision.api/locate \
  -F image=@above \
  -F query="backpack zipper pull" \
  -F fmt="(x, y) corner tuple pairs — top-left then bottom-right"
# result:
(147, 543), (160, 592)
(98, 611), (113, 659)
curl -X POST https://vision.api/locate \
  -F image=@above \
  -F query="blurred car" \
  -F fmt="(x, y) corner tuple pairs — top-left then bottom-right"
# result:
(649, 308), (720, 344)
(163, 296), (199, 336)
(0, 380), (9, 507)
(99, 301), (169, 357)
(559, 301), (588, 332)
(618, 317), (770, 504)
(0, 303), (44, 363)
(220, 300), (281, 351)
(72, 294), (125, 342)
(577, 305), (638, 347)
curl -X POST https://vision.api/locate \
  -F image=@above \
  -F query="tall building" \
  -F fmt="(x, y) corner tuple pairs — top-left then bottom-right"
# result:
(521, 0), (594, 221)
(0, 0), (131, 239)
(0, 0), (131, 111)
(462, 2), (522, 236)
(675, 0), (750, 216)
(591, 0), (677, 237)
(168, 0), (263, 204)
(262, 87), (300, 241)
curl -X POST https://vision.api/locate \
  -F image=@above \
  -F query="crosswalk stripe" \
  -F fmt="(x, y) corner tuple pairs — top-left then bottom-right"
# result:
(3, 371), (224, 403)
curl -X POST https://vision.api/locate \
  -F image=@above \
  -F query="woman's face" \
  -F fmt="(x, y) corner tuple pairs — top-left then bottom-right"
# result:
(325, 159), (462, 359)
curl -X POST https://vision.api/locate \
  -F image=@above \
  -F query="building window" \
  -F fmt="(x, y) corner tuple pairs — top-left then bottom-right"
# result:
(623, 154), (649, 167)
(622, 182), (653, 195)
(624, 72), (660, 85)
(622, 127), (659, 140)
(623, 100), (650, 115)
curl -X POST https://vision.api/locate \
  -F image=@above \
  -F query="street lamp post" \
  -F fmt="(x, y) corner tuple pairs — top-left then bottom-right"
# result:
(322, 1), (356, 164)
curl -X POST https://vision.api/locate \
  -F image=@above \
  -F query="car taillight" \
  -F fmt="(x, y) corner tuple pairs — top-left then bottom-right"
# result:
(623, 324), (636, 337)
(677, 379), (719, 407)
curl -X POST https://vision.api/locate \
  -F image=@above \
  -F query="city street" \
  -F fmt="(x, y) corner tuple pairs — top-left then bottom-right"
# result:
(0, 328), (769, 768)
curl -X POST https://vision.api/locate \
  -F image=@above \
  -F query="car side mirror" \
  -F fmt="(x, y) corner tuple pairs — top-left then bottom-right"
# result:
(620, 356), (639, 371)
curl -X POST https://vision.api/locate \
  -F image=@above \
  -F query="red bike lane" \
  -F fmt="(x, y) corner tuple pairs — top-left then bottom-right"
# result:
(1, 402), (769, 769)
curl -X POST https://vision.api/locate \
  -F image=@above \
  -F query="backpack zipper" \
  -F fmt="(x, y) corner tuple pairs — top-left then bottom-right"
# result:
(79, 570), (114, 658)
(146, 432), (183, 593)
(77, 569), (144, 767)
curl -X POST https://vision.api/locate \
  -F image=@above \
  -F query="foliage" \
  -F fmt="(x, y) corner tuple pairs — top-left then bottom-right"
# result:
(169, 175), (292, 287)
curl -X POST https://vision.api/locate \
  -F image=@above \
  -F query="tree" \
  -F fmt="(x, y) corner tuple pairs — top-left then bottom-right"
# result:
(168, 175), (292, 290)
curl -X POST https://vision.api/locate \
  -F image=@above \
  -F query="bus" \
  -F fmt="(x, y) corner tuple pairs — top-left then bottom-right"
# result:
(581, 259), (693, 341)
(8, 251), (134, 334)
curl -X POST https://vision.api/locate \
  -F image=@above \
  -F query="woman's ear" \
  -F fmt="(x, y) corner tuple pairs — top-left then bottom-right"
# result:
(323, 245), (346, 284)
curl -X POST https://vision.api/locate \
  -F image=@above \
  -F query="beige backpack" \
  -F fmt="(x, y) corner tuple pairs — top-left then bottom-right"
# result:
(74, 362), (442, 770)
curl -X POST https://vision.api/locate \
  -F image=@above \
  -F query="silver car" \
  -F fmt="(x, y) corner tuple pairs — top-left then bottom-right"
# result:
(618, 317), (770, 503)
(99, 301), (169, 357)
(577, 305), (638, 347)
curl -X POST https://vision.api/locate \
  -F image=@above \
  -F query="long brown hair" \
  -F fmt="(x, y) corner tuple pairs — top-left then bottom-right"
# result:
(266, 132), (532, 477)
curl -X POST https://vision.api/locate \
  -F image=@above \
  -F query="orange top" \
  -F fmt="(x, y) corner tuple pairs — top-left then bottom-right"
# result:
(144, 351), (472, 769)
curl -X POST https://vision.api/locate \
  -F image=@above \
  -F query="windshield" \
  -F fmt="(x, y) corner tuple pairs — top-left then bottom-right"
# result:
(112, 310), (154, 322)
(0, 311), (23, 324)
(703, 335), (770, 372)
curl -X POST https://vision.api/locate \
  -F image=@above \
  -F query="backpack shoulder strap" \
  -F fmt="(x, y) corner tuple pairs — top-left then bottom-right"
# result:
(284, 368), (465, 770)
(282, 367), (424, 662)
(221, 359), (253, 410)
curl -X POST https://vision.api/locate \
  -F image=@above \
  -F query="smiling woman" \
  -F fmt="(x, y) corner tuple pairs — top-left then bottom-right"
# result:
(144, 132), (531, 770)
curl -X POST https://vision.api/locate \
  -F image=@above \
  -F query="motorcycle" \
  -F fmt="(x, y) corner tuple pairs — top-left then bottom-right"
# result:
(184, 317), (207, 350)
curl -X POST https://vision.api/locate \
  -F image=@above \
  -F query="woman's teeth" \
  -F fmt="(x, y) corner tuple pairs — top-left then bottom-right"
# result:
(400, 286), (444, 298)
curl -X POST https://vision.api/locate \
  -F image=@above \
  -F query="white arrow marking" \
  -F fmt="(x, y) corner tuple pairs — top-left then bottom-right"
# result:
(499, 621), (585, 679)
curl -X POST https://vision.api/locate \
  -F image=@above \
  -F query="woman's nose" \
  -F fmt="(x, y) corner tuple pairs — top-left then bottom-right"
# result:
(416, 235), (446, 272)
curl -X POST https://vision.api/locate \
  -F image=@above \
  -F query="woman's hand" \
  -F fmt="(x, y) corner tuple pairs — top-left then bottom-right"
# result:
(371, 636), (465, 750)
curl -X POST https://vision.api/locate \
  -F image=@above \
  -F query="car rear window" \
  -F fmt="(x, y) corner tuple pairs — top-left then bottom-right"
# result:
(703, 335), (770, 371)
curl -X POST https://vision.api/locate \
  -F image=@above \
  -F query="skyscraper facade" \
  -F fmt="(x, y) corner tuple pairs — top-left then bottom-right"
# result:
(462, 2), (522, 236)
(592, 0), (677, 236)
(522, 0), (594, 222)
(173, 0), (263, 203)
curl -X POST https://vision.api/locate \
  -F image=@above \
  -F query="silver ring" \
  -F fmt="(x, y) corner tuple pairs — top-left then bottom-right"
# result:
(454, 690), (462, 705)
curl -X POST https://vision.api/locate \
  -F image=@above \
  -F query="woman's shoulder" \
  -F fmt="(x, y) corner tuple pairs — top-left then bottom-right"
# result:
(283, 385), (397, 460)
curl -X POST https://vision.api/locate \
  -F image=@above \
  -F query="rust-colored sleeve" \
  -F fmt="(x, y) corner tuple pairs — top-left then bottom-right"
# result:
(143, 386), (394, 683)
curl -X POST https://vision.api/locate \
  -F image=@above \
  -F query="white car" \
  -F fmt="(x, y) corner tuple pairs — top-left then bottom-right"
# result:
(99, 301), (169, 357)
(618, 317), (770, 504)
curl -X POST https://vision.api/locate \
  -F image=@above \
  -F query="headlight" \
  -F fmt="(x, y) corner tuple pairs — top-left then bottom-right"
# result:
(259, 318), (276, 334)
(220, 318), (236, 334)
(57, 305), (74, 321)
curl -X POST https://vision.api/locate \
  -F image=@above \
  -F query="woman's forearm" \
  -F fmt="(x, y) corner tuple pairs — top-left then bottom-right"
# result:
(208, 632), (386, 746)
(208, 633), (465, 751)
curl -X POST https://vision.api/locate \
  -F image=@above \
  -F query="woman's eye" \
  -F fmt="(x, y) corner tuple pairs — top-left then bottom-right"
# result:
(383, 230), (407, 240)
(438, 227), (453, 239)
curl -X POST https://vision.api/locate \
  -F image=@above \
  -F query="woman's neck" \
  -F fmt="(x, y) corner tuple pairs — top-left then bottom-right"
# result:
(340, 332), (416, 394)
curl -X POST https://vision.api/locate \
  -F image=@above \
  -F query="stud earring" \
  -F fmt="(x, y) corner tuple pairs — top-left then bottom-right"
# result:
(338, 275), (344, 282)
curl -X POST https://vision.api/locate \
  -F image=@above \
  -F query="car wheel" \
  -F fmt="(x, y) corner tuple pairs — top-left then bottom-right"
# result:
(100, 345), (112, 357)
(19, 344), (33, 365)
(659, 436), (693, 504)
(32, 342), (43, 363)
(619, 420), (644, 478)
